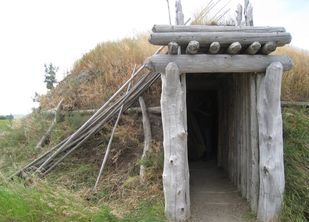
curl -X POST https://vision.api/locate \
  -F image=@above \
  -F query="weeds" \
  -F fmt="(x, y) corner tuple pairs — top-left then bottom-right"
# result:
(281, 108), (309, 221)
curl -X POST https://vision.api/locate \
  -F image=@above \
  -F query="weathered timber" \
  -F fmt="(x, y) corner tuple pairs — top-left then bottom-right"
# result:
(139, 96), (152, 183)
(35, 99), (63, 150)
(261, 41), (277, 55)
(149, 32), (291, 47)
(246, 41), (261, 55)
(209, 42), (220, 54)
(161, 62), (190, 221)
(168, 42), (179, 55)
(146, 54), (292, 73)
(236, 4), (243, 26)
(186, 40), (199, 55)
(93, 65), (136, 191)
(245, 3), (254, 26)
(249, 74), (259, 213)
(152, 25), (286, 33)
(257, 62), (285, 222)
(227, 42), (242, 54)
(175, 0), (184, 26)
(281, 101), (309, 107)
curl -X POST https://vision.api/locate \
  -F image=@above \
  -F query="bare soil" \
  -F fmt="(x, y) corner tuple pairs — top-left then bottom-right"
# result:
(189, 161), (256, 222)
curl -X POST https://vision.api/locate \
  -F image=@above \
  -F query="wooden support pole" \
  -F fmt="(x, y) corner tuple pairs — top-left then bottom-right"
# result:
(236, 4), (243, 26)
(35, 99), (63, 150)
(257, 62), (285, 222)
(186, 40), (199, 55)
(93, 66), (136, 191)
(161, 62), (190, 222)
(146, 54), (292, 73)
(209, 42), (220, 54)
(139, 96), (152, 183)
(250, 74), (259, 213)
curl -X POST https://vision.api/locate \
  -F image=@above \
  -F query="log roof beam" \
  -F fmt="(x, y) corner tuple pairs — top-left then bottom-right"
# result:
(145, 54), (292, 73)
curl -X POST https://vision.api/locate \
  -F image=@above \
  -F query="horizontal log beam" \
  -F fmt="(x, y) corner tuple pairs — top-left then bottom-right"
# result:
(281, 101), (309, 107)
(149, 32), (291, 47)
(152, 25), (286, 33)
(145, 54), (292, 73)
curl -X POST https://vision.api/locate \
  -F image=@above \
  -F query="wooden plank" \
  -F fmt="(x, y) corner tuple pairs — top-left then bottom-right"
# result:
(249, 74), (259, 213)
(146, 54), (293, 74)
(161, 62), (190, 221)
(152, 25), (286, 33)
(149, 32), (291, 47)
(240, 75), (247, 198)
(257, 62), (285, 222)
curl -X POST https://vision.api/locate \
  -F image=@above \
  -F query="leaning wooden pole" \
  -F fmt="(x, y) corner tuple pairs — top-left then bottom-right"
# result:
(161, 62), (190, 221)
(257, 62), (285, 222)
(93, 66), (136, 191)
(35, 99), (63, 150)
(139, 96), (152, 183)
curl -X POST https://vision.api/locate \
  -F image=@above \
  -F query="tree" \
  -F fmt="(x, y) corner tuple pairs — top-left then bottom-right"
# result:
(44, 63), (58, 90)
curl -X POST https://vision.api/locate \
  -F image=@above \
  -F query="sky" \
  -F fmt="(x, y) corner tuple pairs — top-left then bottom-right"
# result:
(0, 0), (308, 115)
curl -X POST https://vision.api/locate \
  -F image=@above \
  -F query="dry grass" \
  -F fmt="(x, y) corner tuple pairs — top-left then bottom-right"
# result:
(276, 46), (309, 101)
(40, 35), (158, 110)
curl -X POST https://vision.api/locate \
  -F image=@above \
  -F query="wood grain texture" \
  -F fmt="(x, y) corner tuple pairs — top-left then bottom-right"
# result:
(186, 40), (199, 54)
(149, 32), (291, 47)
(257, 62), (285, 222)
(261, 42), (277, 55)
(152, 25), (285, 33)
(161, 62), (190, 221)
(146, 54), (292, 73)
(209, 42), (220, 54)
(139, 96), (152, 183)
(227, 42), (242, 54)
(168, 42), (179, 55)
(246, 41), (261, 55)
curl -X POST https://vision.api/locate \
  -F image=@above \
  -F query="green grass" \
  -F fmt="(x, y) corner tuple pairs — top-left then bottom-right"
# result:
(281, 108), (309, 222)
(0, 119), (11, 132)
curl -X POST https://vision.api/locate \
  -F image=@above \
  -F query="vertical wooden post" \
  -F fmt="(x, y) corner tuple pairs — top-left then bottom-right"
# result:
(257, 62), (285, 222)
(249, 74), (259, 213)
(161, 62), (190, 222)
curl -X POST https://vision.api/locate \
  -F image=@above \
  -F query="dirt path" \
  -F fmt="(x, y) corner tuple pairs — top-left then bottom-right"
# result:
(189, 161), (255, 222)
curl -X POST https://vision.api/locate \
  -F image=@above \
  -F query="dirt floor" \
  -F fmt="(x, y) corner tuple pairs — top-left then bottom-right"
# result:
(189, 161), (256, 222)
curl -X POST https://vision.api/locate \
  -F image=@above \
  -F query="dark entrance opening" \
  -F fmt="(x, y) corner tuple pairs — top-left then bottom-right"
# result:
(187, 74), (219, 163)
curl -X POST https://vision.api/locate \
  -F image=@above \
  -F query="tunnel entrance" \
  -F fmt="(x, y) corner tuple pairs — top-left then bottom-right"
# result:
(186, 74), (222, 163)
(187, 89), (218, 162)
(186, 74), (251, 221)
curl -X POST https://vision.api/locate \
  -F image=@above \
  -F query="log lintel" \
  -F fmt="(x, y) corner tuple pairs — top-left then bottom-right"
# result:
(145, 54), (292, 74)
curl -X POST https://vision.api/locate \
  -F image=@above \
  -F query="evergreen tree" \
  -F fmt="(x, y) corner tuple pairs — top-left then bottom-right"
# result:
(44, 63), (58, 90)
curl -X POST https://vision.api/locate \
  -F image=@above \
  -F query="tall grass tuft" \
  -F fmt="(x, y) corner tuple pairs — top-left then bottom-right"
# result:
(277, 47), (309, 102)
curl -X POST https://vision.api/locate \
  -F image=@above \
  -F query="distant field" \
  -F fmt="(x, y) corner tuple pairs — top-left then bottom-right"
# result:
(0, 119), (10, 132)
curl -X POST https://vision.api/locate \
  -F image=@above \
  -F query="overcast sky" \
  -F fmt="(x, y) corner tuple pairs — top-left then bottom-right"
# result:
(0, 0), (308, 115)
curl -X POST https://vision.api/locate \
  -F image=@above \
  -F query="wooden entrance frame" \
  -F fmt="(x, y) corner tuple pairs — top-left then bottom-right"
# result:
(146, 1), (292, 221)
